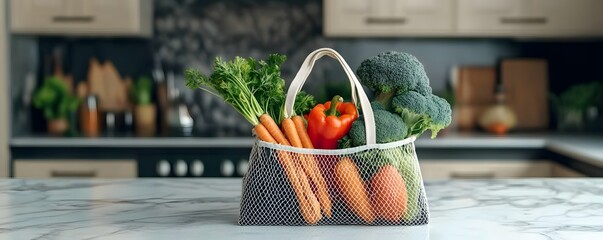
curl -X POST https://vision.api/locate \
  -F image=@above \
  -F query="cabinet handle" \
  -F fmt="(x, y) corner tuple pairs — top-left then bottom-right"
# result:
(366, 17), (407, 25)
(450, 171), (495, 179)
(500, 17), (547, 24)
(52, 16), (95, 23)
(51, 170), (97, 178)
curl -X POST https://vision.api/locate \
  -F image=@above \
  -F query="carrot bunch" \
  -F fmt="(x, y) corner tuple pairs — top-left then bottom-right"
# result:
(185, 54), (330, 224)
(256, 115), (332, 224)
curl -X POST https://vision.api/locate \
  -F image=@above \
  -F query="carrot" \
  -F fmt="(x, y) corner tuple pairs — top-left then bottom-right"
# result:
(260, 114), (290, 145)
(370, 165), (408, 222)
(269, 116), (321, 224)
(284, 117), (332, 217)
(277, 151), (321, 224)
(282, 118), (302, 148)
(292, 155), (322, 224)
(254, 123), (276, 143)
(292, 116), (313, 148)
(335, 157), (375, 224)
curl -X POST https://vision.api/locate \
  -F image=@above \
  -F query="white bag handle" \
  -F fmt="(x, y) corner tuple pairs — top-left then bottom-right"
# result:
(284, 48), (376, 145)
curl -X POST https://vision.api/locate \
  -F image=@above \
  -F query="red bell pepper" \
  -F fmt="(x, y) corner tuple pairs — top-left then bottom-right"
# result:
(307, 95), (358, 149)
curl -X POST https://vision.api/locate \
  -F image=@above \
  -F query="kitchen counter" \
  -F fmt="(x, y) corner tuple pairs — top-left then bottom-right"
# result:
(11, 134), (603, 170)
(1, 178), (601, 240)
(10, 133), (550, 149)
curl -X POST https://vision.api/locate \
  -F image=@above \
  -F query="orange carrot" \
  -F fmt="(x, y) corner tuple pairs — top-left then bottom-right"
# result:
(276, 151), (321, 224)
(370, 165), (408, 222)
(282, 118), (302, 148)
(298, 155), (332, 218)
(260, 114), (290, 145)
(292, 116), (314, 148)
(335, 157), (375, 224)
(254, 124), (276, 143)
(269, 117), (321, 224)
(284, 117), (332, 217)
(292, 155), (322, 224)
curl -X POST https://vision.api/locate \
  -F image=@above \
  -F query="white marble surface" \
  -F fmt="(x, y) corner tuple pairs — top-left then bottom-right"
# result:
(1, 178), (602, 240)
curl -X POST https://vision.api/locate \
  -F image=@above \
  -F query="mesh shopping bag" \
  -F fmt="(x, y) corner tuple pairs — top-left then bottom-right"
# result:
(239, 48), (429, 226)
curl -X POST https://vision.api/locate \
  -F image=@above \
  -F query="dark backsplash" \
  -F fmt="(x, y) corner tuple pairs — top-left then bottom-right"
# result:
(16, 0), (603, 137)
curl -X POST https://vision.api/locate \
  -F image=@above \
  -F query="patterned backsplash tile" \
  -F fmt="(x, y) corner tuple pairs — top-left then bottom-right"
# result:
(152, 0), (335, 136)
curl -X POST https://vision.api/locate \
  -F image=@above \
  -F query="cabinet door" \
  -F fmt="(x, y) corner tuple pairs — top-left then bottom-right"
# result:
(551, 164), (585, 177)
(324, 0), (393, 36)
(14, 160), (137, 178)
(10, 0), (152, 36)
(81, 0), (142, 34)
(324, 0), (454, 36)
(10, 0), (71, 31)
(419, 160), (552, 180)
(391, 0), (454, 34)
(458, 0), (600, 37)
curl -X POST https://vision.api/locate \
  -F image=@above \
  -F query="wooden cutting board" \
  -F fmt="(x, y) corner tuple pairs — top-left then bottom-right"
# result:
(453, 66), (496, 130)
(455, 66), (496, 105)
(501, 59), (549, 130)
(87, 58), (105, 103)
(101, 61), (130, 111)
(87, 59), (131, 112)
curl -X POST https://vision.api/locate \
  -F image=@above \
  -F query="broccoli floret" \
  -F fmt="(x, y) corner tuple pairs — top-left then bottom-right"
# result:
(355, 51), (451, 140)
(356, 51), (430, 108)
(425, 94), (452, 138)
(392, 91), (429, 134)
(339, 107), (408, 148)
(392, 91), (451, 138)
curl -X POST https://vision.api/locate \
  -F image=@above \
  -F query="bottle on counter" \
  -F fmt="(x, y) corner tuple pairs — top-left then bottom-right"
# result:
(80, 95), (100, 137)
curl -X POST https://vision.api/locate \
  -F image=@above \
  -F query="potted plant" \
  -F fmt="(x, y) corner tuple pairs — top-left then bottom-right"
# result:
(33, 76), (80, 135)
(551, 81), (603, 131)
(132, 76), (156, 136)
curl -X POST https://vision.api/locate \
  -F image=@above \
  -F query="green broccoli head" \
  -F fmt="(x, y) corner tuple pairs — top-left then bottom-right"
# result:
(392, 91), (451, 138)
(425, 94), (452, 138)
(392, 91), (429, 134)
(351, 51), (452, 142)
(356, 51), (430, 106)
(339, 106), (408, 148)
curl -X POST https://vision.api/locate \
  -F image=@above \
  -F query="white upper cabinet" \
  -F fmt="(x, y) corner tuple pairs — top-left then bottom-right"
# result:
(10, 0), (153, 37)
(457, 0), (603, 37)
(324, 0), (455, 37)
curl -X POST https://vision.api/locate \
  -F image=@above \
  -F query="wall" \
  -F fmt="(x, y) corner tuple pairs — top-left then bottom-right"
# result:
(10, 0), (603, 137)
(1, 0), (9, 177)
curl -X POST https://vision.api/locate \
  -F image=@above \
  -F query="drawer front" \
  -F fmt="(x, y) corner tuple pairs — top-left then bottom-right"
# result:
(325, 0), (394, 36)
(80, 0), (140, 32)
(14, 160), (137, 178)
(419, 160), (552, 180)
(551, 163), (585, 177)
(10, 0), (150, 36)
(324, 0), (454, 36)
(457, 0), (597, 36)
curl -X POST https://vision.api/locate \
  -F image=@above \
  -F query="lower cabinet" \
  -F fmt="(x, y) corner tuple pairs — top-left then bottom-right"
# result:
(13, 159), (137, 178)
(419, 160), (584, 180)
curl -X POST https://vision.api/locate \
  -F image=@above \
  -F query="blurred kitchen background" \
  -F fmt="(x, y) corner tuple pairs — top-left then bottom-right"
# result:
(0, 0), (602, 179)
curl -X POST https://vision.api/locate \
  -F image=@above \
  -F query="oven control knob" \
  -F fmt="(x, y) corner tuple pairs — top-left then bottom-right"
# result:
(237, 159), (249, 176)
(191, 160), (204, 177)
(157, 160), (171, 177)
(175, 160), (188, 177)
(221, 159), (235, 177)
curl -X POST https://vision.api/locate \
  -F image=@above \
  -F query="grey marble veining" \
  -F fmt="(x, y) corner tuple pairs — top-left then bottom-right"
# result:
(0, 179), (602, 240)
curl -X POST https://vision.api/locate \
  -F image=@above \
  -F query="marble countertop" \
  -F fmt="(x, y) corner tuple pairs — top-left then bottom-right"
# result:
(1, 178), (601, 240)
